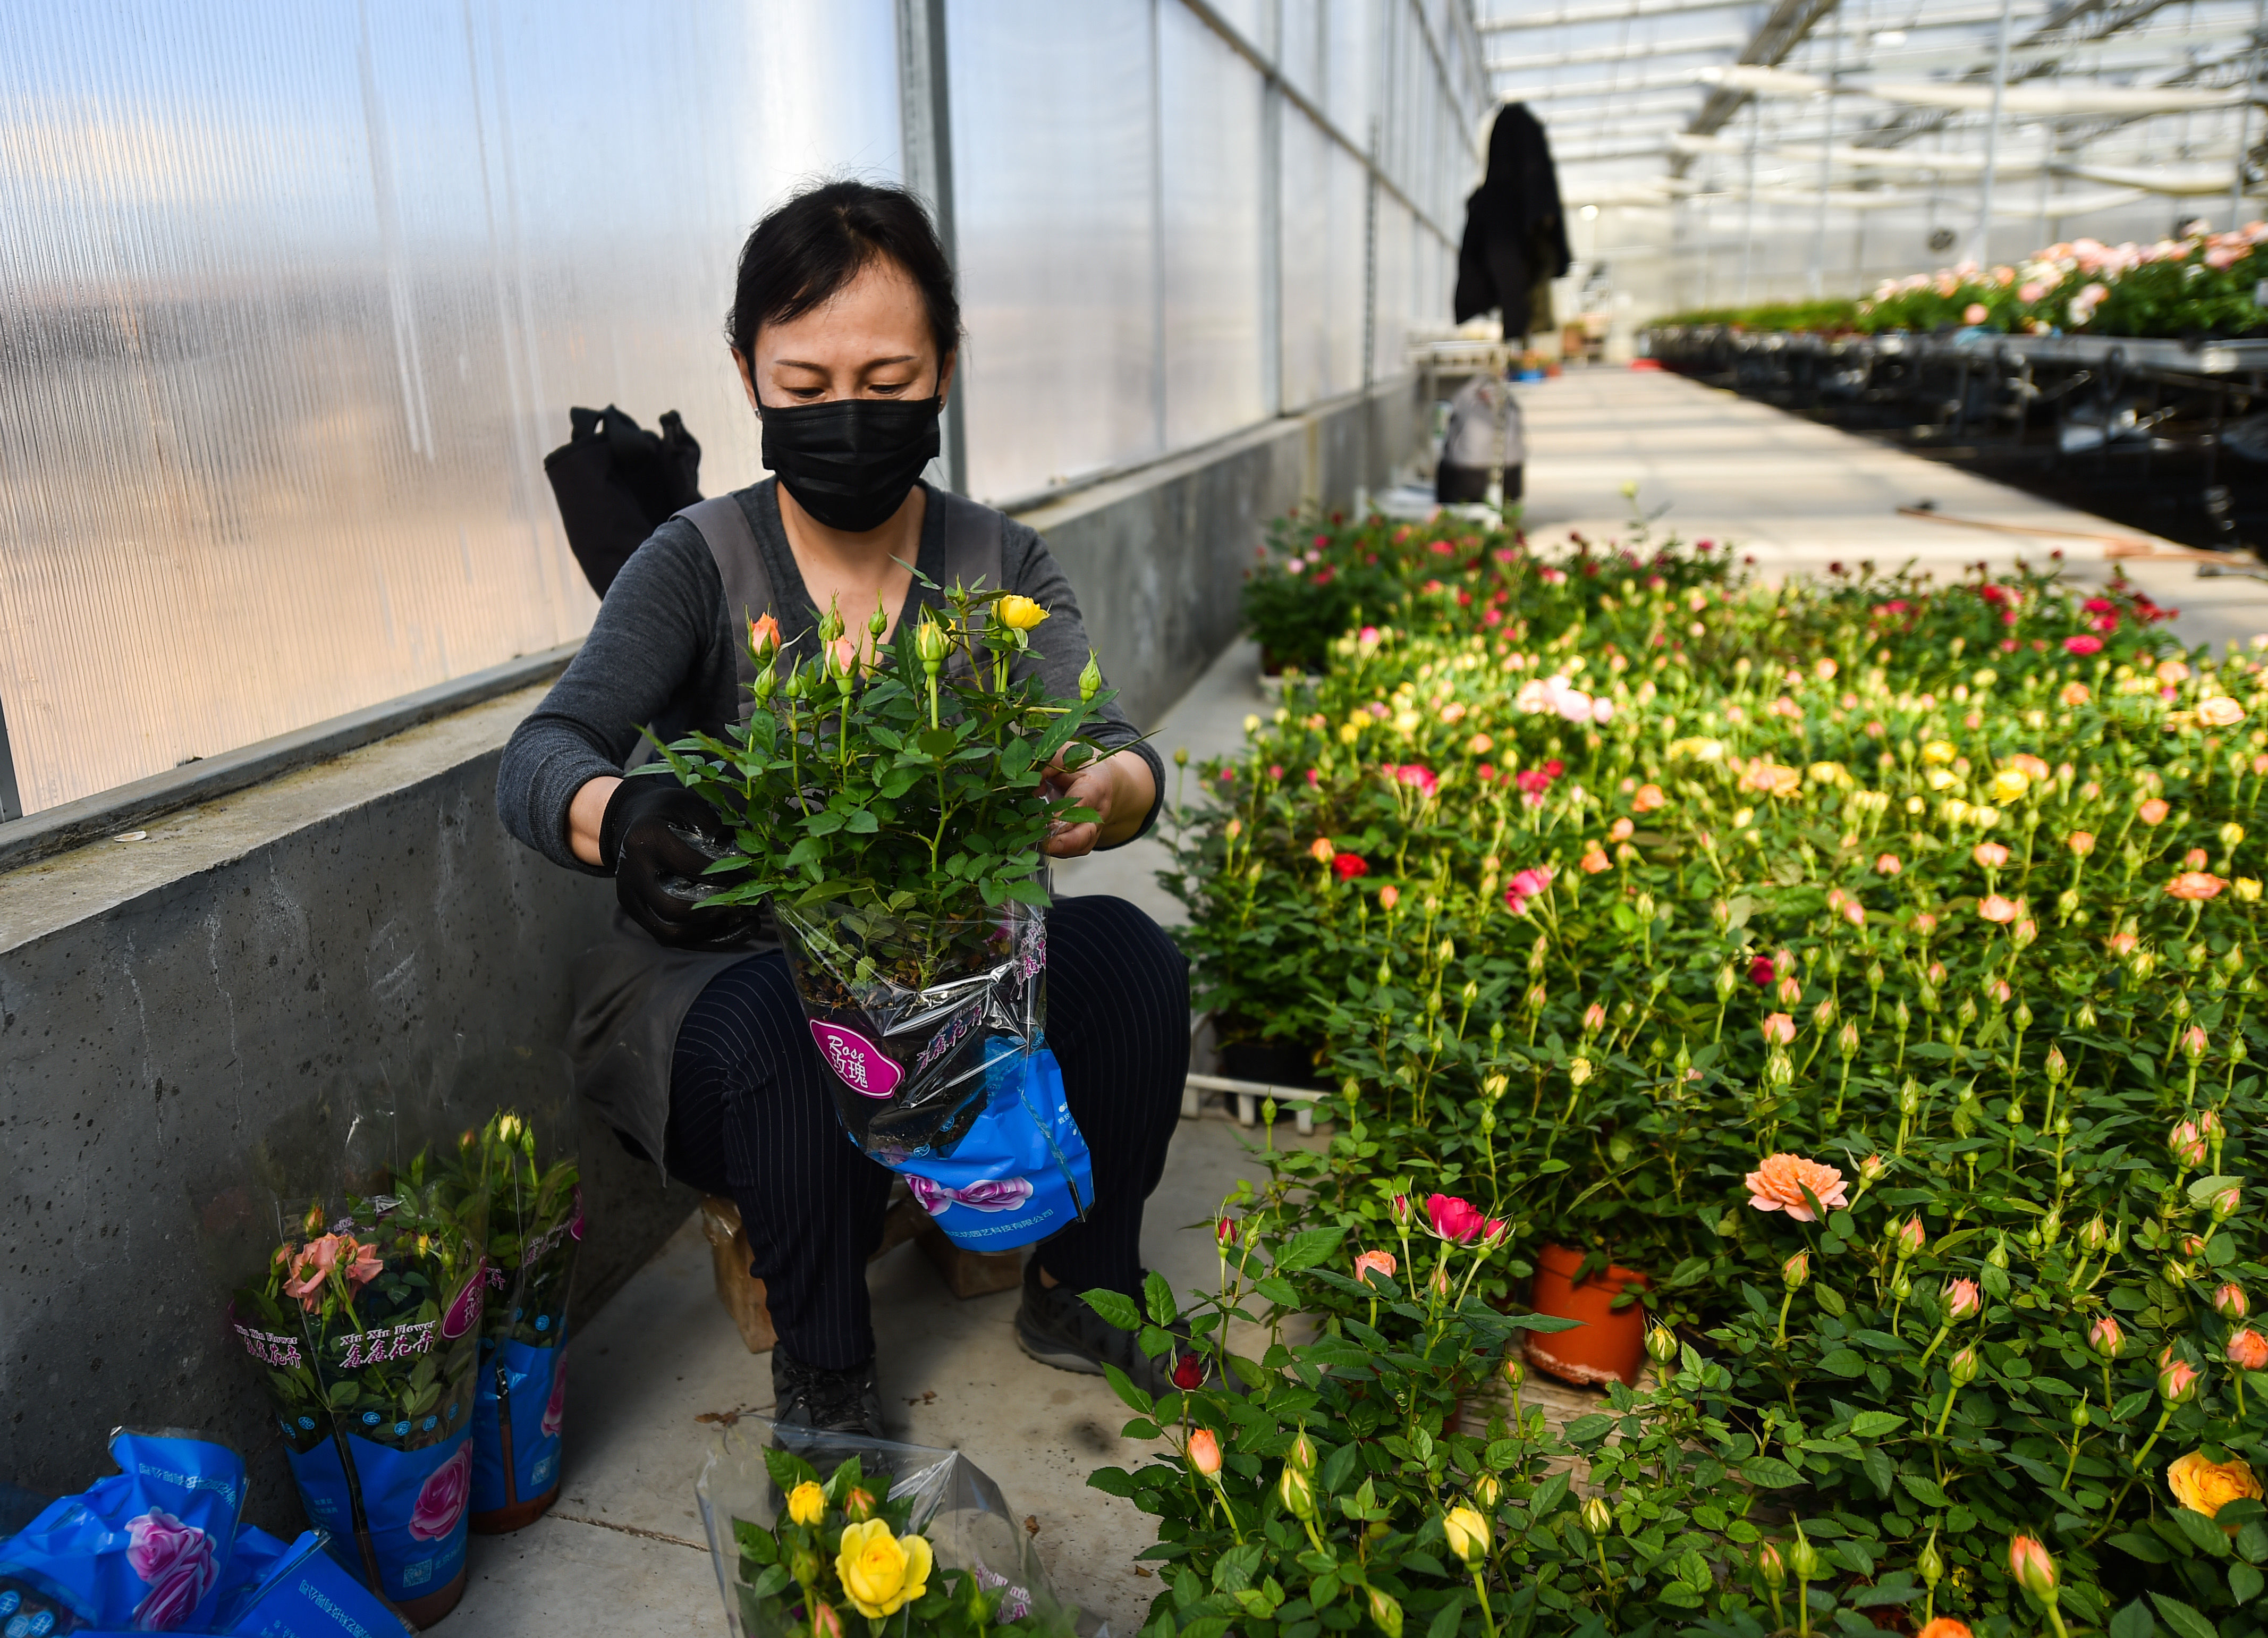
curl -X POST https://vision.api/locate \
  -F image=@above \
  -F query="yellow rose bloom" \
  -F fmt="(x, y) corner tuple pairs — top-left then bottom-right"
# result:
(835, 1517), (933, 1618)
(996, 595), (1050, 631)
(1921, 740), (1956, 765)
(2169, 1451), (2264, 1521)
(1442, 1504), (1491, 1566)
(786, 1481), (826, 1527)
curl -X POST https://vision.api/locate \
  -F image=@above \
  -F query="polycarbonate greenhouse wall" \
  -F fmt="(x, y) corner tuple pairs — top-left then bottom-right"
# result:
(0, 0), (1487, 817)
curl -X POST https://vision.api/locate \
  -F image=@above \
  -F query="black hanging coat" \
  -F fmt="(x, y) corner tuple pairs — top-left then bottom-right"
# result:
(1452, 104), (1573, 341)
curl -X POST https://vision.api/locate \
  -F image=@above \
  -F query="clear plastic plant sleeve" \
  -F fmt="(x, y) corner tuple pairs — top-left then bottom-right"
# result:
(693, 1419), (1093, 1638)
(772, 897), (1094, 1252)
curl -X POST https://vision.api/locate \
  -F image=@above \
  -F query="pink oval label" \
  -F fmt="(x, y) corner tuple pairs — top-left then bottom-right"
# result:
(810, 1020), (902, 1099)
(441, 1273), (484, 1339)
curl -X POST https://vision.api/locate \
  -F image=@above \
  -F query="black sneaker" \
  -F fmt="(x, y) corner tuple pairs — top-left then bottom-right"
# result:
(1013, 1260), (1211, 1398)
(772, 1346), (885, 1438)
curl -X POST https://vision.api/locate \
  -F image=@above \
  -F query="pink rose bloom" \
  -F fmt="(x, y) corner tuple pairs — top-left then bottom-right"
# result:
(1978, 894), (2018, 924)
(541, 1349), (568, 1440)
(2064, 634), (2102, 655)
(337, 1235), (383, 1295)
(1875, 853), (1901, 876)
(1973, 842), (2009, 869)
(1555, 688), (1594, 723)
(1744, 1153), (1848, 1222)
(2018, 281), (2045, 302)
(1394, 764), (1439, 798)
(1425, 1193), (1504, 1245)
(2168, 872), (2224, 901)
(1760, 1012), (1797, 1046)
(283, 1234), (345, 1313)
(1353, 1249), (1398, 1286)
(409, 1443), (473, 1541)
(1964, 303), (1989, 325)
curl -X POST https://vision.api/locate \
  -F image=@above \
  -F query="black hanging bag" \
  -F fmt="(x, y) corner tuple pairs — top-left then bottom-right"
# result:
(542, 405), (703, 597)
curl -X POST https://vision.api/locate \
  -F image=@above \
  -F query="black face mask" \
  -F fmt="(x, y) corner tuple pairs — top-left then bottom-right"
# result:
(756, 391), (943, 534)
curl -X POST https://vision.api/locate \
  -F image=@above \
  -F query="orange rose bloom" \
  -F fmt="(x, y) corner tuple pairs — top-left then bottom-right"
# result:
(2169, 1451), (2264, 1521)
(2168, 872), (2226, 901)
(1917, 1621), (1974, 1638)
(1744, 1153), (1848, 1222)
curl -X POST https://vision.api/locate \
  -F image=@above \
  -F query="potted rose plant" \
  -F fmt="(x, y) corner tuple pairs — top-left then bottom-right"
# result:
(642, 579), (1114, 1247)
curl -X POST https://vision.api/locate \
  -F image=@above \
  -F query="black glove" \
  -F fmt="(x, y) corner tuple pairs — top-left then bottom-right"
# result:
(599, 780), (766, 951)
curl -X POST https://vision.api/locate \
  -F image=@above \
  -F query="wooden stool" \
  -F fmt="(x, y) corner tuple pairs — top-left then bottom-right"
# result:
(699, 1189), (1025, 1354)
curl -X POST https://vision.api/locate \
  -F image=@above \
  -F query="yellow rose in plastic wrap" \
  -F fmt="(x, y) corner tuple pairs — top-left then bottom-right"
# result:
(835, 1518), (933, 1618)
(996, 595), (1050, 631)
(2168, 1450), (2263, 1523)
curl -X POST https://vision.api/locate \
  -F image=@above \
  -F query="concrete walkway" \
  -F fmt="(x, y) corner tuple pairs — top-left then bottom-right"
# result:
(1517, 366), (2268, 655)
(451, 369), (2268, 1636)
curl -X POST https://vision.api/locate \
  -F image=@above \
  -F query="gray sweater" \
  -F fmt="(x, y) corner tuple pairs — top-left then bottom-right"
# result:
(497, 479), (1164, 872)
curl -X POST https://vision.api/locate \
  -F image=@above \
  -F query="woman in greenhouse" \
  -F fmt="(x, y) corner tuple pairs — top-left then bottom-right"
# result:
(496, 180), (1189, 1438)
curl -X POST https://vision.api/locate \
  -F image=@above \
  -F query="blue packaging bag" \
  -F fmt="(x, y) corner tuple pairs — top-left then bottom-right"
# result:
(0, 1430), (245, 1632)
(891, 1039), (1093, 1253)
(210, 1526), (410, 1638)
(283, 1431), (469, 1608)
(469, 1338), (566, 1518)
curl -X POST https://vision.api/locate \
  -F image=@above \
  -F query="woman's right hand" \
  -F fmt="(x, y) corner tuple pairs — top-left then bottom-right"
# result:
(581, 776), (766, 950)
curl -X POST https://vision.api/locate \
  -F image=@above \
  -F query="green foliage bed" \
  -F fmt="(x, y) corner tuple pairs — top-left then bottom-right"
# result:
(1087, 506), (2268, 1638)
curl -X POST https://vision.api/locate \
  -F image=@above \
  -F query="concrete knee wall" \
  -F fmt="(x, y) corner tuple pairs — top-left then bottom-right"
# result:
(0, 378), (1415, 1523)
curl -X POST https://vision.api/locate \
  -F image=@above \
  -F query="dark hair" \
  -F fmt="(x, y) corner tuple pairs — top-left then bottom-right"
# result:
(725, 180), (960, 373)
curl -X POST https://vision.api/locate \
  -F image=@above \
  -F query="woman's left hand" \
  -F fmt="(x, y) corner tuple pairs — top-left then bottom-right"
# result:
(1041, 747), (1157, 857)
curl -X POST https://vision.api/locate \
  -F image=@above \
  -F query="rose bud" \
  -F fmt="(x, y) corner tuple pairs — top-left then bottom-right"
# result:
(1171, 1352), (1207, 1391)
(812, 1603), (844, 1638)
(843, 1486), (877, 1523)
(2230, 1329), (2268, 1373)
(2213, 1185), (2243, 1222)
(2008, 1534), (2059, 1605)
(2078, 1215), (2109, 1254)
(1646, 1323), (1680, 1365)
(1943, 1278), (1982, 1321)
(1187, 1428), (1223, 1477)
(1580, 1496), (1613, 1536)
(1287, 1426), (1316, 1473)
(2159, 1356), (2203, 1404)
(1859, 1153), (1887, 1184)
(1501, 1355), (1526, 1389)
(1755, 1541), (1788, 1590)
(1894, 1215), (1927, 1261)
(1782, 1251), (1810, 1291)
(1367, 1588), (1404, 1638)
(1277, 1464), (1316, 1519)
(1471, 1473), (1502, 1510)
(1948, 1344), (1981, 1387)
(2216, 1285), (2250, 1322)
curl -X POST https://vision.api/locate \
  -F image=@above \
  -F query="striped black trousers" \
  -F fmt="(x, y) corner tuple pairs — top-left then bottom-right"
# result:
(664, 894), (1189, 1371)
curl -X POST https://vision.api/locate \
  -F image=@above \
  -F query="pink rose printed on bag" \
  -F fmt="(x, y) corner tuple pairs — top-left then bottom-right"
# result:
(409, 1445), (472, 1542)
(127, 1509), (219, 1631)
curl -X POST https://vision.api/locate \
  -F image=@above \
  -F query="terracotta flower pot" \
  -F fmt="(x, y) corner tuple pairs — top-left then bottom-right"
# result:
(1525, 1243), (1652, 1388)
